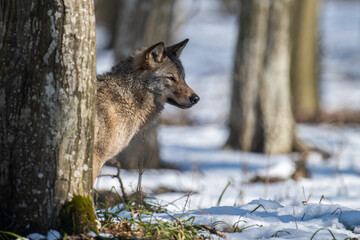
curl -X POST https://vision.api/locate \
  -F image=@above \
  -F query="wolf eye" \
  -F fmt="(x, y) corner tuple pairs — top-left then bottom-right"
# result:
(167, 76), (176, 82)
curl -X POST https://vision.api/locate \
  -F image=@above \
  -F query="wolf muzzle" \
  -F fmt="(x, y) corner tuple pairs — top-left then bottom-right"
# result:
(190, 94), (200, 105)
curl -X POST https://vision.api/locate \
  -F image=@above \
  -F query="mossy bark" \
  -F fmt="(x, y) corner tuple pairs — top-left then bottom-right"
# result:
(59, 195), (97, 235)
(0, 0), (96, 234)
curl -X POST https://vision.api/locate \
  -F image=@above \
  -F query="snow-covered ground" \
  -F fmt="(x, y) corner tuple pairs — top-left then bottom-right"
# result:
(96, 123), (360, 239)
(94, 0), (360, 239)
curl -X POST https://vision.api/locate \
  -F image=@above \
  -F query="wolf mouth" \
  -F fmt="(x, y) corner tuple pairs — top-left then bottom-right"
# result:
(167, 98), (193, 109)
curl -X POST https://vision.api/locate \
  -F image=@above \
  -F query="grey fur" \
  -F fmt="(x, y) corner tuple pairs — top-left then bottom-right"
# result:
(93, 39), (199, 181)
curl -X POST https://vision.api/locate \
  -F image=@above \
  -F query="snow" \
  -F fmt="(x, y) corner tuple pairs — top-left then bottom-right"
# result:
(91, 0), (360, 239)
(26, 230), (60, 240)
(319, 0), (360, 112)
(183, 200), (360, 239)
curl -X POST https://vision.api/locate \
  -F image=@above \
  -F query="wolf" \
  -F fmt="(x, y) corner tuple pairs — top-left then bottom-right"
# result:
(93, 39), (199, 182)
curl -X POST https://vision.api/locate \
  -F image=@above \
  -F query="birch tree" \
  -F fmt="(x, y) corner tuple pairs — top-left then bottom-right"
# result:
(0, 0), (96, 234)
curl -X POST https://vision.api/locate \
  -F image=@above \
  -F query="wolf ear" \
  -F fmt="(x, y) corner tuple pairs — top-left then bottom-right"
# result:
(141, 42), (165, 68)
(166, 39), (189, 57)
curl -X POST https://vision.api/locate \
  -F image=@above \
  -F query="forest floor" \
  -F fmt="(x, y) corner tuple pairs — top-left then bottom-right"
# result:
(92, 0), (360, 239)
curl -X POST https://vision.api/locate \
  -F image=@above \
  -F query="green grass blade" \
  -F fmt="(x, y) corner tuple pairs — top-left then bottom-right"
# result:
(310, 228), (325, 240)
(216, 181), (231, 207)
(0, 231), (25, 240)
(251, 204), (267, 213)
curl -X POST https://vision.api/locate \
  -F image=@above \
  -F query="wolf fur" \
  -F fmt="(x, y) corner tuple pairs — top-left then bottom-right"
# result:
(93, 39), (199, 181)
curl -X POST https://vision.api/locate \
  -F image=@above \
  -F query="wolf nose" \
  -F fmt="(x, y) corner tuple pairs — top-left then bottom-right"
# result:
(190, 94), (200, 105)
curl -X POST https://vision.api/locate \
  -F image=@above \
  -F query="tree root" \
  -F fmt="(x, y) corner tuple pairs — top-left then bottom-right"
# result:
(291, 135), (332, 181)
(292, 135), (331, 159)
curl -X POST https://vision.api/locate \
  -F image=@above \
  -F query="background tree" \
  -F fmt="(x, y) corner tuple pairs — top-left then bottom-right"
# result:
(115, 0), (175, 170)
(113, 0), (175, 60)
(94, 0), (119, 49)
(96, 0), (175, 170)
(226, 0), (295, 154)
(290, 0), (320, 122)
(0, 0), (96, 234)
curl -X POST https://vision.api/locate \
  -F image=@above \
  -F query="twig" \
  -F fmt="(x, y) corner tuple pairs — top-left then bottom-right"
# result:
(196, 225), (227, 238)
(136, 130), (152, 208)
(293, 135), (331, 159)
(182, 191), (193, 213)
(108, 159), (128, 202)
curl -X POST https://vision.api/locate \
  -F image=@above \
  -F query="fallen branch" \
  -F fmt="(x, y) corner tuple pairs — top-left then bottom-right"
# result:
(196, 225), (227, 238)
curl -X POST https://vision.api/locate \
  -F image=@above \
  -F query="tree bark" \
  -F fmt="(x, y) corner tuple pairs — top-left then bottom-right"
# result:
(109, 0), (175, 170)
(113, 0), (175, 61)
(290, 0), (319, 122)
(0, 0), (96, 234)
(94, 0), (120, 49)
(226, 0), (295, 154)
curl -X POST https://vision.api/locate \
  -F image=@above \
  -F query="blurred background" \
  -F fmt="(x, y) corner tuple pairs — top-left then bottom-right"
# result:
(94, 0), (360, 209)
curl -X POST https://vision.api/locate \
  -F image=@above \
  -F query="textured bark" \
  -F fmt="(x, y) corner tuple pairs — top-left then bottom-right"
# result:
(114, 0), (175, 61)
(0, 0), (96, 234)
(290, 0), (319, 122)
(226, 0), (295, 154)
(94, 0), (120, 49)
(109, 0), (175, 170)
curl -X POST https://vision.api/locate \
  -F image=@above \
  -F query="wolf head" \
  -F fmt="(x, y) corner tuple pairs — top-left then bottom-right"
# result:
(136, 39), (199, 109)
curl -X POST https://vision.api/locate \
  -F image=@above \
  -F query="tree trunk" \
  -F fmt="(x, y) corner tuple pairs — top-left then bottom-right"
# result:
(0, 0), (96, 234)
(115, 127), (160, 169)
(226, 0), (295, 154)
(94, 0), (120, 49)
(114, 0), (175, 61)
(109, 0), (175, 170)
(290, 0), (319, 122)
